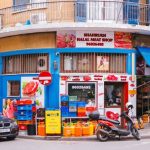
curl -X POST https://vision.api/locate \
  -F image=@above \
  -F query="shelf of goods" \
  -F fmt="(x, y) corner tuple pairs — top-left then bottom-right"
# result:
(137, 86), (150, 123)
(61, 95), (95, 118)
(61, 95), (98, 137)
(17, 99), (36, 136)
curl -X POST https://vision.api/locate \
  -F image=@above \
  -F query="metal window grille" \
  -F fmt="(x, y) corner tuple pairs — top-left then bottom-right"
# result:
(2, 53), (49, 74)
(8, 80), (20, 96)
(60, 53), (127, 73)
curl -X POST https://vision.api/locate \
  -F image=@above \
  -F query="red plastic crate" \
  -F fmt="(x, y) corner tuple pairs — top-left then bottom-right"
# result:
(77, 112), (86, 117)
(19, 124), (27, 130)
(32, 106), (36, 112)
(17, 100), (32, 105)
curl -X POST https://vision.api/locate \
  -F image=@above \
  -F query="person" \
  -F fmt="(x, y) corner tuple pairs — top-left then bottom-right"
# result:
(111, 86), (121, 105)
(98, 56), (104, 69)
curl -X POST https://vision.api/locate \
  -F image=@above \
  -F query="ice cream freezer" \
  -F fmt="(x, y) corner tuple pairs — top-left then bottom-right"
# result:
(45, 110), (61, 134)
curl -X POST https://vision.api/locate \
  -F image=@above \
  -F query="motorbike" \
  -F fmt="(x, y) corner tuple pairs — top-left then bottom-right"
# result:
(89, 109), (141, 141)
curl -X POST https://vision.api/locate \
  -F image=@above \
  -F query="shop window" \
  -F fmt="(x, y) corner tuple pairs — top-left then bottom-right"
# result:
(62, 53), (93, 72)
(61, 53), (126, 73)
(7, 81), (20, 97)
(67, 82), (96, 106)
(104, 82), (123, 107)
(3, 53), (49, 74)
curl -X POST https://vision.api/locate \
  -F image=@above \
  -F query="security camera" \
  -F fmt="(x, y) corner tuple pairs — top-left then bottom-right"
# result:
(55, 52), (60, 56)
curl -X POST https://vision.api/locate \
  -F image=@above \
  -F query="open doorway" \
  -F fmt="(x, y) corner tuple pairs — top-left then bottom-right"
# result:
(104, 82), (128, 126)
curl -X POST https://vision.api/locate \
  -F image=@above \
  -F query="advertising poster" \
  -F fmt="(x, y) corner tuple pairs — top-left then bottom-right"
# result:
(21, 77), (45, 108)
(97, 56), (109, 71)
(114, 32), (132, 49)
(3, 99), (16, 119)
(45, 110), (61, 134)
(57, 31), (76, 48)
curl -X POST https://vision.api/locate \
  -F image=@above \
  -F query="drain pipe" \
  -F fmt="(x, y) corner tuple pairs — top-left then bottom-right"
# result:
(132, 53), (135, 81)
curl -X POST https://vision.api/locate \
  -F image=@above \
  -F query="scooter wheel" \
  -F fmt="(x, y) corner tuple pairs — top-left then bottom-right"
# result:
(96, 130), (109, 142)
(132, 127), (141, 140)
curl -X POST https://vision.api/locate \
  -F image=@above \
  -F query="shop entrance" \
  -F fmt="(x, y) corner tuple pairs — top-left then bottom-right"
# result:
(104, 82), (128, 127)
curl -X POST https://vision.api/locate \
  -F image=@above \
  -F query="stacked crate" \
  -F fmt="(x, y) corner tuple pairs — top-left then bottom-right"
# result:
(69, 101), (77, 117)
(77, 102), (86, 117)
(17, 100), (34, 134)
(69, 96), (78, 117)
(61, 95), (69, 117)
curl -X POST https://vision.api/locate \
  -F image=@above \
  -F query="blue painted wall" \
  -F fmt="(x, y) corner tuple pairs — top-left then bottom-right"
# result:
(0, 49), (60, 112)
(0, 48), (135, 112)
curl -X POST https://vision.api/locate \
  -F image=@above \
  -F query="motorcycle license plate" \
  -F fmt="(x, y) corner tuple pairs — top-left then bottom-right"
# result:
(0, 128), (10, 133)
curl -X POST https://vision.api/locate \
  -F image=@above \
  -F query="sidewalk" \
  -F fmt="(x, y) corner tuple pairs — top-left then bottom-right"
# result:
(18, 123), (150, 141)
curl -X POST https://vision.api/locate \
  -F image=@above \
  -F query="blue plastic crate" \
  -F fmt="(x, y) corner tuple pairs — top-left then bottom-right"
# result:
(18, 110), (33, 116)
(69, 101), (77, 106)
(68, 112), (77, 117)
(61, 106), (69, 111)
(77, 101), (86, 107)
(61, 106), (69, 117)
(61, 111), (69, 117)
(69, 96), (77, 101)
(17, 105), (32, 111)
(61, 95), (69, 102)
(17, 115), (32, 120)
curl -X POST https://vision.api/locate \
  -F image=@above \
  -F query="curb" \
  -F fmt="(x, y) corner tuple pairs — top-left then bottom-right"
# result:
(18, 134), (150, 141)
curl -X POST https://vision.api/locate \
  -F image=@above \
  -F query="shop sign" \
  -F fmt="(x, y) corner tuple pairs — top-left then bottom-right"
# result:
(39, 71), (52, 85)
(71, 85), (91, 90)
(76, 31), (114, 48)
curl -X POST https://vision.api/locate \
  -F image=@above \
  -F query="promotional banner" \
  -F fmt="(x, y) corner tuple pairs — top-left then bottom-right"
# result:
(114, 32), (132, 49)
(57, 31), (76, 48)
(21, 77), (45, 108)
(3, 99), (16, 119)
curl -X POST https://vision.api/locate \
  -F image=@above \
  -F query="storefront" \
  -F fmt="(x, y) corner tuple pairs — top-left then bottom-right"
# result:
(0, 30), (137, 137)
(0, 48), (60, 136)
(56, 30), (137, 134)
(60, 73), (136, 123)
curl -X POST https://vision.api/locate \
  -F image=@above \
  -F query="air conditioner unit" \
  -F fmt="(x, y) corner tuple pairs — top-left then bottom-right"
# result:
(30, 13), (46, 24)
(37, 56), (48, 71)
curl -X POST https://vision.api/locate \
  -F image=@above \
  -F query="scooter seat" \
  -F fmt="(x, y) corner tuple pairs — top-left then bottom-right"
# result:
(99, 116), (120, 125)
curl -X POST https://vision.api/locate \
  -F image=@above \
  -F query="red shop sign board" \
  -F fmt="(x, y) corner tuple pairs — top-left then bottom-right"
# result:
(38, 71), (52, 85)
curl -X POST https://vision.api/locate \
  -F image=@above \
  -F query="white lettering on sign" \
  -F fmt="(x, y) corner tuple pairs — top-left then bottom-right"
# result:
(72, 86), (91, 90)
(39, 77), (52, 81)
(76, 31), (114, 48)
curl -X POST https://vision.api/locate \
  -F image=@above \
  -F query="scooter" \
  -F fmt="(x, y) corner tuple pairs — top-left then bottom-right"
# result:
(94, 109), (141, 141)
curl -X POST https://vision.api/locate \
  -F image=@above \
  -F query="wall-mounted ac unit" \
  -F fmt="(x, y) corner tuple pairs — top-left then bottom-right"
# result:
(37, 56), (48, 71)
(30, 13), (46, 24)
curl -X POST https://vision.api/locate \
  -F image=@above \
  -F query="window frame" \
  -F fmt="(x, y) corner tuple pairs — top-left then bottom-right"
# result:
(7, 80), (20, 97)
(67, 82), (97, 107)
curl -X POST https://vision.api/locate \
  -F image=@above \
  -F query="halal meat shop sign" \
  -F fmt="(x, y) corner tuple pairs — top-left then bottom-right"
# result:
(33, 71), (52, 85)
